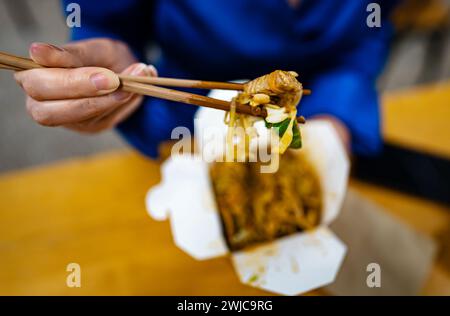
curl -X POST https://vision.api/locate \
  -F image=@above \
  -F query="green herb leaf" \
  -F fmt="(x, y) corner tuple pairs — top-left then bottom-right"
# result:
(265, 118), (302, 149)
(248, 274), (259, 283)
(265, 118), (291, 137)
(289, 123), (302, 149)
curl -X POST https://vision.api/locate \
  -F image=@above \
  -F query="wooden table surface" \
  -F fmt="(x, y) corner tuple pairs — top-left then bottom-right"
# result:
(0, 82), (449, 295)
(382, 80), (450, 159)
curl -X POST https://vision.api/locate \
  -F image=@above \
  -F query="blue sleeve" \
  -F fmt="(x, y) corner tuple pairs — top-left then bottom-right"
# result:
(300, 25), (393, 156)
(62, 0), (153, 60)
(301, 69), (382, 155)
(116, 97), (199, 158)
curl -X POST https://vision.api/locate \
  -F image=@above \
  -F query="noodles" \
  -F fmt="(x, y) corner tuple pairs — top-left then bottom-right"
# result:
(210, 151), (322, 251)
(225, 70), (304, 159)
(212, 71), (312, 250)
(226, 101), (237, 161)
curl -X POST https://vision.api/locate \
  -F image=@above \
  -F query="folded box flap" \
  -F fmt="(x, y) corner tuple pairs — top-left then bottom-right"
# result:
(146, 155), (211, 221)
(146, 183), (171, 221)
(146, 155), (228, 260)
(232, 227), (347, 295)
(301, 121), (350, 225)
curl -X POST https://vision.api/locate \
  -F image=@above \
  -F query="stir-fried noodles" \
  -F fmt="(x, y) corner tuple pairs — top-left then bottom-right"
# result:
(210, 151), (322, 251)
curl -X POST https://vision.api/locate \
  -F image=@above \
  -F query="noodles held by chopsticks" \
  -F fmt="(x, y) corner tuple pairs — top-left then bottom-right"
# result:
(225, 70), (304, 159)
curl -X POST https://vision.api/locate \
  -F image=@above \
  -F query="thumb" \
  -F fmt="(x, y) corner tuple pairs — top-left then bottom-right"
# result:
(29, 42), (84, 68)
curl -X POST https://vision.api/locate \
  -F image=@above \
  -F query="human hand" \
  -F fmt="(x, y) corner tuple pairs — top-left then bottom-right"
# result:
(14, 38), (157, 133)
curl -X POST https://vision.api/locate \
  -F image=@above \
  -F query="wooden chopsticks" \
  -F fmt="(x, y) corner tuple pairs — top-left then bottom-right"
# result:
(0, 63), (22, 71)
(0, 51), (43, 70)
(119, 75), (311, 96)
(121, 80), (258, 116)
(0, 50), (309, 122)
(119, 75), (245, 91)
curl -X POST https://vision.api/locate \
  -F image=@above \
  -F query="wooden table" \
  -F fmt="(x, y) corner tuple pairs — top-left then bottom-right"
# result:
(0, 82), (449, 295)
(382, 80), (450, 159)
(0, 151), (268, 295)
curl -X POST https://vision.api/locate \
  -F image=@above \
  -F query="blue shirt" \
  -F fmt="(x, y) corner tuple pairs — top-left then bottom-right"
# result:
(64, 0), (398, 157)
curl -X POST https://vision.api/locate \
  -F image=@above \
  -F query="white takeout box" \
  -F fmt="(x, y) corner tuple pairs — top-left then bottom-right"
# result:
(146, 90), (350, 295)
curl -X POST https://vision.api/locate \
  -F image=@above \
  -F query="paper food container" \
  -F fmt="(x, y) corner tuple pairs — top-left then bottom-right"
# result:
(146, 90), (350, 295)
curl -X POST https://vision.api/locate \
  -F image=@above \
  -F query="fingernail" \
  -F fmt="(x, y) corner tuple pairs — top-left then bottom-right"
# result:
(29, 43), (41, 55)
(131, 63), (148, 76)
(146, 65), (158, 77)
(112, 90), (130, 101)
(90, 72), (116, 91)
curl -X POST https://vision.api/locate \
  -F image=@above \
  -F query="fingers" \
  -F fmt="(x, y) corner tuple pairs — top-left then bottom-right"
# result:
(65, 63), (155, 132)
(140, 64), (158, 77)
(64, 38), (135, 71)
(23, 62), (156, 127)
(25, 91), (132, 126)
(65, 95), (143, 133)
(21, 59), (158, 132)
(104, 94), (143, 126)
(29, 42), (84, 68)
(122, 62), (157, 77)
(14, 67), (120, 100)
(111, 62), (157, 100)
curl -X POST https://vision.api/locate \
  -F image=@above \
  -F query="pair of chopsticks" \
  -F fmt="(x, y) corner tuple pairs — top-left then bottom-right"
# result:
(0, 51), (310, 122)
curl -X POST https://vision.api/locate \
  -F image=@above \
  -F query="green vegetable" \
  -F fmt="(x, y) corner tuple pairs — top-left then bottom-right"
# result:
(248, 274), (259, 283)
(265, 118), (291, 137)
(265, 118), (303, 149)
(289, 123), (302, 149)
